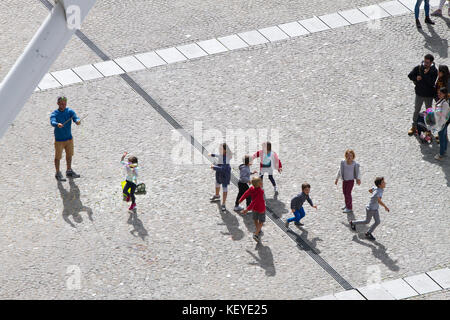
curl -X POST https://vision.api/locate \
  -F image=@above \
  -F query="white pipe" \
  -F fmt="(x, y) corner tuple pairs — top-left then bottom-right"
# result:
(0, 0), (96, 140)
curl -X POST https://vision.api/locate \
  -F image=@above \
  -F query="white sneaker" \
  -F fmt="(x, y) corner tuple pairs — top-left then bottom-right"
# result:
(274, 186), (278, 192)
(434, 154), (444, 161)
(234, 205), (244, 212)
(210, 194), (220, 201)
(343, 208), (353, 213)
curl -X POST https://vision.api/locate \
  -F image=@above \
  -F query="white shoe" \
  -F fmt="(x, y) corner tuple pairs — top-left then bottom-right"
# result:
(434, 154), (444, 161)
(210, 194), (220, 201)
(341, 206), (347, 210)
(343, 208), (353, 213)
(274, 186), (278, 192)
(234, 206), (244, 212)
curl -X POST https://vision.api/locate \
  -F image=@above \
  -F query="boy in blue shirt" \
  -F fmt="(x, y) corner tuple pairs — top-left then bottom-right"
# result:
(50, 96), (81, 181)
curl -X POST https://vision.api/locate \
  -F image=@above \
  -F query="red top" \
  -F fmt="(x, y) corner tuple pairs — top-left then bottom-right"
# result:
(239, 186), (266, 213)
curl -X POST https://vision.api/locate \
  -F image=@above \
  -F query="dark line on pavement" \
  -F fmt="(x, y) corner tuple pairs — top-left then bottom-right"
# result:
(38, 0), (353, 290)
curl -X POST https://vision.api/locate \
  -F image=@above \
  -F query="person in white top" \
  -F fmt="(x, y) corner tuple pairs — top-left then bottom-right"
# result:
(121, 152), (139, 211)
(433, 88), (450, 160)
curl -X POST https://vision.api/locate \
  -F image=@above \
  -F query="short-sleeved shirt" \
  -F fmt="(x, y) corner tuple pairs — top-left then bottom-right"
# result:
(367, 187), (383, 211)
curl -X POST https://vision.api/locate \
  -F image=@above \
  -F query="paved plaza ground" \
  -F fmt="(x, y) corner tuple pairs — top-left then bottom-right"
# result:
(0, 0), (448, 299)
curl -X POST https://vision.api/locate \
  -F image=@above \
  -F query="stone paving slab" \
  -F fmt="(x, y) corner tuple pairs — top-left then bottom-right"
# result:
(278, 22), (310, 37)
(217, 34), (249, 50)
(176, 43), (208, 59)
(197, 39), (229, 55)
(51, 69), (83, 86)
(379, 1), (412, 16)
(299, 16), (330, 33)
(426, 268), (450, 289)
(93, 60), (125, 77)
(258, 26), (290, 42)
(72, 65), (105, 81)
(318, 13), (351, 29)
(404, 274), (442, 294)
(381, 278), (419, 299)
(155, 47), (187, 64)
(334, 289), (366, 300)
(338, 8), (371, 24)
(237, 30), (269, 46)
(38, 73), (62, 90)
(134, 52), (167, 68)
(359, 4), (391, 19)
(358, 283), (396, 300)
(114, 56), (146, 73)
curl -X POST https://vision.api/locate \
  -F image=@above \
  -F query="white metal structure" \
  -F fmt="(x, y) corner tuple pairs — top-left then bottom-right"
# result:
(0, 0), (96, 140)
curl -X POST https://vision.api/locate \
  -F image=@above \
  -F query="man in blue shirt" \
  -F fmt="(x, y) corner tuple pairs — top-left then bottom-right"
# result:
(50, 96), (81, 181)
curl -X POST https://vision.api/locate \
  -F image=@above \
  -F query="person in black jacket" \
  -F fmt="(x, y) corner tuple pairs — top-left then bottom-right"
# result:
(408, 54), (438, 136)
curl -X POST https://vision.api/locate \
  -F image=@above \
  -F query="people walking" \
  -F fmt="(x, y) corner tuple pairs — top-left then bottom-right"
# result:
(408, 54), (438, 136)
(335, 149), (361, 214)
(50, 96), (81, 181)
(239, 177), (266, 243)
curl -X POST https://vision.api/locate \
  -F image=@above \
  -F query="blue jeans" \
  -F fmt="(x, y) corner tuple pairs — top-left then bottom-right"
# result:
(415, 0), (430, 19)
(287, 207), (305, 223)
(439, 124), (448, 156)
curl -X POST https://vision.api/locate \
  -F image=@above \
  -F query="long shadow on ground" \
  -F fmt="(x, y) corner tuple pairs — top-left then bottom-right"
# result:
(418, 136), (450, 187)
(58, 179), (93, 228)
(246, 243), (276, 277)
(215, 202), (244, 241)
(128, 209), (148, 241)
(352, 234), (400, 272)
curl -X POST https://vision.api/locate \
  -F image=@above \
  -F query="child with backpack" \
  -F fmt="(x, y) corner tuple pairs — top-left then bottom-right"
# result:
(121, 152), (139, 211)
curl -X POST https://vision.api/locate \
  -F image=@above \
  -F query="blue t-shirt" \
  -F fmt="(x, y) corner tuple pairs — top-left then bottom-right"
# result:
(50, 108), (79, 141)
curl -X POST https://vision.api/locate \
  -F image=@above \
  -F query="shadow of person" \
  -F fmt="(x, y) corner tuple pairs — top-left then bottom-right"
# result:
(287, 227), (323, 254)
(128, 209), (148, 241)
(418, 138), (450, 187)
(215, 203), (244, 241)
(352, 235), (400, 271)
(265, 197), (289, 219)
(418, 25), (448, 58)
(438, 15), (450, 29)
(58, 179), (93, 228)
(246, 244), (276, 277)
(236, 210), (255, 233)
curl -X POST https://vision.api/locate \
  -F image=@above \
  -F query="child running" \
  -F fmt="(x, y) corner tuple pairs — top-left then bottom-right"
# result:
(350, 177), (390, 241)
(252, 141), (282, 194)
(285, 183), (317, 228)
(239, 177), (266, 243)
(209, 143), (232, 212)
(335, 149), (361, 213)
(121, 152), (139, 211)
(234, 155), (257, 212)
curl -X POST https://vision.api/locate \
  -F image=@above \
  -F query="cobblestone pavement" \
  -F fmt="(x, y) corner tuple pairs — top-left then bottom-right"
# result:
(407, 289), (450, 300)
(0, 1), (449, 299)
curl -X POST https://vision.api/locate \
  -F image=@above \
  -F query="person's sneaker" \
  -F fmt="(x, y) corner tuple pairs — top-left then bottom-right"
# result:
(431, 9), (442, 16)
(424, 17), (435, 25)
(285, 221), (290, 228)
(416, 19), (422, 29)
(234, 205), (244, 212)
(259, 230), (264, 237)
(66, 169), (80, 178)
(343, 208), (353, 213)
(210, 194), (220, 202)
(221, 204), (226, 212)
(408, 126), (416, 135)
(434, 154), (444, 161)
(253, 233), (260, 242)
(365, 232), (376, 241)
(350, 221), (356, 231)
(274, 185), (278, 193)
(341, 205), (347, 210)
(294, 221), (304, 226)
(128, 203), (136, 211)
(55, 171), (66, 181)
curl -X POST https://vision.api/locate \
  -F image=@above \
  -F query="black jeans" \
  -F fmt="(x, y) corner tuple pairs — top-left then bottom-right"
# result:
(235, 182), (251, 207)
(260, 174), (276, 187)
(123, 181), (137, 204)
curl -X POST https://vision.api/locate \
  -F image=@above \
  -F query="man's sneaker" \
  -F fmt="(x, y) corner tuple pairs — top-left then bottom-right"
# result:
(434, 154), (444, 161)
(416, 19), (422, 29)
(431, 9), (442, 16)
(285, 221), (290, 228)
(66, 169), (80, 178)
(343, 208), (353, 214)
(253, 233), (260, 242)
(129, 203), (136, 211)
(424, 17), (435, 25)
(365, 232), (376, 241)
(210, 194), (220, 202)
(221, 204), (226, 212)
(408, 126), (416, 135)
(55, 171), (66, 181)
(350, 221), (356, 231)
(234, 205), (244, 212)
